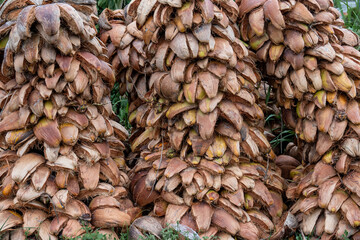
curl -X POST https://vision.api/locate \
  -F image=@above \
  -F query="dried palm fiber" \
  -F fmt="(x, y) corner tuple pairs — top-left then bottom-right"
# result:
(100, 1), (299, 239)
(98, 9), (152, 168)
(98, 8), (151, 99)
(285, 118), (360, 239)
(286, 154), (360, 239)
(98, 9), (153, 172)
(237, 0), (360, 238)
(237, 0), (360, 163)
(0, 0), (139, 239)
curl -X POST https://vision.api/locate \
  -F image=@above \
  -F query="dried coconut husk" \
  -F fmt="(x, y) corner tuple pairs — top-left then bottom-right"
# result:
(237, 0), (360, 164)
(129, 148), (293, 239)
(287, 152), (360, 238)
(237, 1), (360, 238)
(0, 0), (137, 238)
(98, 1), (295, 239)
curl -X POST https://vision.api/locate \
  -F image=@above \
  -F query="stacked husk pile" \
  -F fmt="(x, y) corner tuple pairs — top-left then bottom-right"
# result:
(0, 0), (139, 239)
(98, 7), (151, 101)
(237, 0), (360, 238)
(98, 1), (298, 239)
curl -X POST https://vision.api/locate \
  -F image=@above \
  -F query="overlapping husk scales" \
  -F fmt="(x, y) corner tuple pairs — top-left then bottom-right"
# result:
(98, 7), (153, 171)
(98, 8), (151, 99)
(237, 0), (360, 163)
(286, 157), (360, 239)
(237, 0), (360, 238)
(0, 0), (139, 239)
(97, 1), (298, 239)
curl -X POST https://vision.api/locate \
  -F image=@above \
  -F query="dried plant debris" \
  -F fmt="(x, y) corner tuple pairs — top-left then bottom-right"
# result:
(0, 0), (139, 239)
(98, 1), (296, 239)
(238, 0), (360, 238)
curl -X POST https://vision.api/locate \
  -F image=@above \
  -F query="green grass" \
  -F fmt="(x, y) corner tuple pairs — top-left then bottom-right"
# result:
(65, 224), (114, 240)
(264, 85), (296, 154)
(266, 112), (295, 153)
(0, 221), (354, 240)
(111, 82), (131, 130)
(137, 226), (181, 240)
(97, 0), (131, 13)
(293, 230), (351, 240)
(2, 222), (215, 240)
